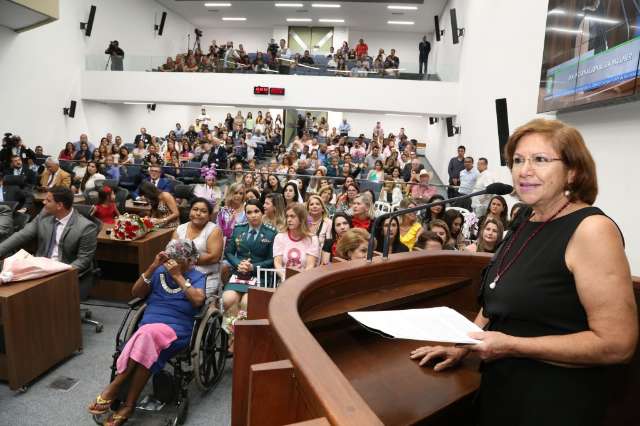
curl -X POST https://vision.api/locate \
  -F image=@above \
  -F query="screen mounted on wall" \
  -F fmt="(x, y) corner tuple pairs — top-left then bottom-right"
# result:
(538, 0), (640, 112)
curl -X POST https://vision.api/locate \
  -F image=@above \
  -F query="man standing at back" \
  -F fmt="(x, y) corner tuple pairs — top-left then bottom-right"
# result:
(419, 35), (431, 76)
(456, 156), (479, 211)
(447, 145), (466, 199)
(471, 157), (496, 217)
(0, 186), (97, 298)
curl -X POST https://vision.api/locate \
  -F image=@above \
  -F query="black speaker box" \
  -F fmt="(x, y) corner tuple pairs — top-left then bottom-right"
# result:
(495, 98), (510, 166)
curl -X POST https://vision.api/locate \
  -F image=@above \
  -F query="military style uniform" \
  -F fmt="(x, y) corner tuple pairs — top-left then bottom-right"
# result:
(223, 222), (276, 293)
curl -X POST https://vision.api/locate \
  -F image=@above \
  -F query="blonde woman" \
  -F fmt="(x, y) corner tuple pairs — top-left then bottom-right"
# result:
(263, 192), (287, 231)
(350, 193), (374, 231)
(306, 195), (332, 255)
(273, 203), (319, 280)
(217, 183), (247, 240)
(398, 198), (422, 251)
(336, 228), (370, 261)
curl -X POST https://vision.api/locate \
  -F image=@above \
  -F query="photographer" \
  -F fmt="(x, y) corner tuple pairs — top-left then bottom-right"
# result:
(1, 133), (35, 169)
(105, 40), (125, 71)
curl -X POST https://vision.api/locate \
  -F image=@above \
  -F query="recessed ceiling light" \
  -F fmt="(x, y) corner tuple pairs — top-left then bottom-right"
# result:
(318, 18), (344, 23)
(286, 18), (312, 22)
(124, 102), (148, 105)
(222, 17), (246, 20)
(205, 2), (231, 6)
(387, 5), (418, 10)
(312, 3), (340, 8)
(275, 3), (303, 7)
(387, 20), (414, 25)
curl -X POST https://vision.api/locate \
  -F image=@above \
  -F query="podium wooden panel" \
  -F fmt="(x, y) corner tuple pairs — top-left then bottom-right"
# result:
(0, 269), (82, 390)
(233, 253), (640, 426)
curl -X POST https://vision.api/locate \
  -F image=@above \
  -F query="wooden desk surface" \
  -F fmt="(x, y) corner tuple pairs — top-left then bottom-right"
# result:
(0, 269), (82, 390)
(125, 199), (151, 216)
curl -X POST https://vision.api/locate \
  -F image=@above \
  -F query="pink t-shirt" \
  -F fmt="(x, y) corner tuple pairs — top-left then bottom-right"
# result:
(273, 232), (320, 269)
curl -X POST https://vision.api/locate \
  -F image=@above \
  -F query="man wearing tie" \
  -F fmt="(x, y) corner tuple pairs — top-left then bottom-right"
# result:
(133, 165), (173, 198)
(3, 155), (37, 186)
(0, 186), (98, 298)
(40, 158), (71, 188)
(134, 127), (152, 146)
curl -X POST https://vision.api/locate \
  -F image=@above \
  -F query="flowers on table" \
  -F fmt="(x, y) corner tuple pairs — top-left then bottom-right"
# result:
(112, 214), (157, 241)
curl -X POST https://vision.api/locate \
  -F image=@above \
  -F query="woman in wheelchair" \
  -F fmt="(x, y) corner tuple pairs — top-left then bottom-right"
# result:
(88, 239), (205, 426)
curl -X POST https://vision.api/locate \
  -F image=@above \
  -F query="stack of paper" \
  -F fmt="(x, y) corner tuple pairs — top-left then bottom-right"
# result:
(348, 307), (482, 345)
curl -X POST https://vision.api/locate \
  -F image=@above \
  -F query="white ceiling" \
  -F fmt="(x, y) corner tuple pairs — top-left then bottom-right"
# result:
(155, 0), (446, 33)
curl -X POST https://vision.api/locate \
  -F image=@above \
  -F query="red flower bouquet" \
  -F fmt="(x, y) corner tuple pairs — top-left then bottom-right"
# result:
(112, 214), (157, 241)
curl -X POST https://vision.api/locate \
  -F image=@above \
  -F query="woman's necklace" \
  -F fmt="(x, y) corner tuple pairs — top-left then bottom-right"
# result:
(488, 200), (571, 290)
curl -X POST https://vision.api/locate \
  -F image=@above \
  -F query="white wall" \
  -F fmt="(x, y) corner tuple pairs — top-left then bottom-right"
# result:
(0, 0), (193, 155)
(350, 30), (425, 74)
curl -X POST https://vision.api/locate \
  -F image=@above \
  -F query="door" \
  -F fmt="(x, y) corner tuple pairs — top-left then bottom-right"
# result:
(288, 26), (333, 55)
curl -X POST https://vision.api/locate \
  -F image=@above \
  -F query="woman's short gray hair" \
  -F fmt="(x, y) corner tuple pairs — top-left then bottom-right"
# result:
(165, 239), (199, 263)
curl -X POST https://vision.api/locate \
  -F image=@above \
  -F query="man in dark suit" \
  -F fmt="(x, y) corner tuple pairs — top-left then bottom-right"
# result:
(402, 152), (425, 182)
(133, 164), (173, 198)
(0, 135), (35, 170)
(0, 186), (98, 298)
(0, 173), (29, 210)
(208, 137), (228, 170)
(419, 35), (431, 76)
(3, 155), (37, 186)
(134, 127), (152, 146)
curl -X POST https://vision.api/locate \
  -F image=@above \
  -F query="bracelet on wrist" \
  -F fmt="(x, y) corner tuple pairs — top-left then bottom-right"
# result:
(141, 273), (151, 285)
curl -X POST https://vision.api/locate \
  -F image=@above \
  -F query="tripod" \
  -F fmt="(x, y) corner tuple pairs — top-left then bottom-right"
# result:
(104, 54), (111, 70)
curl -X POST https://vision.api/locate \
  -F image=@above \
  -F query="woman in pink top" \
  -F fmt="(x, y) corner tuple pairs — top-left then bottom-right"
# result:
(273, 203), (319, 281)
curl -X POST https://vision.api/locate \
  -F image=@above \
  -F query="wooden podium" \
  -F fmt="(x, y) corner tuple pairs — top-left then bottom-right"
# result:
(232, 251), (640, 426)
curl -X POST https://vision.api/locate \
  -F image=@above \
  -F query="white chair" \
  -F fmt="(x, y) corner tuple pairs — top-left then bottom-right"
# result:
(256, 266), (287, 289)
(374, 201), (392, 217)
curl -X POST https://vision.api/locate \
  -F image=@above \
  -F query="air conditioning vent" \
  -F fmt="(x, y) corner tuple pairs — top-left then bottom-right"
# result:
(208, 9), (220, 12)
(296, 9), (309, 13)
(391, 12), (405, 16)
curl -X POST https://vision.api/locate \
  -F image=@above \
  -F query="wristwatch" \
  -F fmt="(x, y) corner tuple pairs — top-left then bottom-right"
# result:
(184, 280), (192, 289)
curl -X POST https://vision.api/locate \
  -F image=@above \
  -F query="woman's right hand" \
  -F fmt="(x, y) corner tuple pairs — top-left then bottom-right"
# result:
(151, 251), (169, 269)
(409, 345), (469, 371)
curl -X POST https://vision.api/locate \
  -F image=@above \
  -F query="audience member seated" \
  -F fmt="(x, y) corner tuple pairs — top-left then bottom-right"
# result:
(306, 195), (332, 253)
(444, 209), (466, 250)
(415, 230), (445, 251)
(193, 166), (223, 211)
(139, 181), (180, 228)
(397, 198), (421, 251)
(0, 172), (28, 210)
(282, 181), (302, 208)
(465, 217), (503, 253)
(335, 182), (359, 214)
(75, 161), (105, 194)
(350, 193), (374, 231)
(217, 183), (247, 240)
(59, 142), (76, 161)
(87, 240), (205, 426)
(376, 216), (409, 254)
(378, 180), (403, 206)
(428, 219), (454, 250)
(5, 154), (37, 186)
(336, 228), (370, 260)
(0, 186), (98, 297)
(221, 199), (276, 341)
(174, 198), (224, 298)
(262, 192), (286, 231)
(422, 194), (446, 224)
(91, 186), (120, 225)
(411, 170), (437, 200)
(318, 185), (336, 216)
(134, 165), (173, 198)
(478, 195), (508, 230)
(273, 203), (319, 280)
(40, 157), (71, 189)
(367, 160), (385, 183)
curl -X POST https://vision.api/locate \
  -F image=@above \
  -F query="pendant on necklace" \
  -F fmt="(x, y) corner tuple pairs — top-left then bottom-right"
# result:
(489, 281), (496, 290)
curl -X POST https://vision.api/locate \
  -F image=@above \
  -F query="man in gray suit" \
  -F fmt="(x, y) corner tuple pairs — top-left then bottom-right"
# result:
(0, 186), (98, 298)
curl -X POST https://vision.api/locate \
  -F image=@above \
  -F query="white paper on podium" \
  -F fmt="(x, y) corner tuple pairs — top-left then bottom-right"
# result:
(348, 307), (483, 345)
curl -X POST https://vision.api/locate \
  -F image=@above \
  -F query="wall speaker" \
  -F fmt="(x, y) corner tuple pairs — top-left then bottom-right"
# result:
(63, 100), (77, 118)
(446, 117), (460, 137)
(495, 98), (510, 166)
(155, 11), (167, 36)
(450, 8), (465, 44)
(80, 5), (97, 37)
(147, 104), (157, 111)
(434, 15), (442, 42)
(429, 117), (439, 125)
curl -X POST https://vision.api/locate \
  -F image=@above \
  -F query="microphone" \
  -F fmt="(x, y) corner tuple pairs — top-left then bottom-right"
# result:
(366, 182), (513, 261)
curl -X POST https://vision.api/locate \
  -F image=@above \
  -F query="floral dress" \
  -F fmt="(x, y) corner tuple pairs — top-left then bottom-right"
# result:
(216, 206), (247, 240)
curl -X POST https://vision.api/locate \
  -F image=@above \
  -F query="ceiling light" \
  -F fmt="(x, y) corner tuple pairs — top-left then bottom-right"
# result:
(205, 2), (231, 6)
(387, 5), (418, 10)
(275, 3), (303, 7)
(222, 17), (246, 21)
(319, 18), (344, 23)
(312, 3), (341, 8)
(287, 18), (312, 22)
(123, 102), (148, 105)
(387, 20), (414, 25)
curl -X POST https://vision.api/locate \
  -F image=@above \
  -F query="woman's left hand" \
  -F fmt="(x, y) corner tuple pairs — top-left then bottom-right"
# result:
(467, 331), (516, 362)
(164, 259), (182, 280)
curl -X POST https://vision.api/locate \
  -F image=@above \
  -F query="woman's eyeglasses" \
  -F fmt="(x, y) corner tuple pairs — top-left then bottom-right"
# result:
(512, 154), (563, 169)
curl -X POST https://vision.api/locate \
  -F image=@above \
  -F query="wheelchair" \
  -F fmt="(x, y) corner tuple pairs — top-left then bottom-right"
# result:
(93, 290), (228, 425)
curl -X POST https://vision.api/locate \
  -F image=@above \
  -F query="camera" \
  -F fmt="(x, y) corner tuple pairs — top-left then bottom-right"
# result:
(194, 28), (203, 38)
(2, 133), (20, 148)
(105, 40), (119, 53)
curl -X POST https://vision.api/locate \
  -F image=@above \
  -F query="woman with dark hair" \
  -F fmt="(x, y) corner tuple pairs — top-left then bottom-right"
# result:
(91, 186), (120, 225)
(336, 182), (359, 214)
(320, 212), (352, 265)
(59, 142), (76, 160)
(478, 195), (508, 229)
(117, 146), (133, 165)
(244, 188), (260, 202)
(78, 161), (105, 193)
(139, 181), (180, 228)
(367, 160), (385, 183)
(444, 209), (466, 249)
(174, 197), (224, 297)
(376, 216), (409, 254)
(283, 181), (301, 207)
(264, 174), (283, 195)
(75, 141), (92, 161)
(422, 194), (446, 224)
(509, 202), (528, 228)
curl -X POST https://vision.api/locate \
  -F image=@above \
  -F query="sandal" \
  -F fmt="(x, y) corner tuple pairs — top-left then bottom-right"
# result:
(88, 394), (112, 415)
(103, 412), (129, 426)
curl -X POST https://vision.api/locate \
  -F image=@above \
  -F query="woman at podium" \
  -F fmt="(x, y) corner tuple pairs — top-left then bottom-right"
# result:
(411, 119), (638, 426)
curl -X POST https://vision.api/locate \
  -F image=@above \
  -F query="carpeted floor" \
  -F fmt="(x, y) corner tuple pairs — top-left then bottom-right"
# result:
(0, 303), (232, 426)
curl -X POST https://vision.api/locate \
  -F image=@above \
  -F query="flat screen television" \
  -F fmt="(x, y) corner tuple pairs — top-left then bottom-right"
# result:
(538, 0), (640, 112)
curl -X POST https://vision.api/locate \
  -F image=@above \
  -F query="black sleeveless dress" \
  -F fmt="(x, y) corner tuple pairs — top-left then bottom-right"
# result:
(476, 207), (611, 426)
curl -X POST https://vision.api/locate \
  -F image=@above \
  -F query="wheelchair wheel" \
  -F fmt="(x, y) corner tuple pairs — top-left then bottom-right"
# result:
(123, 304), (146, 344)
(193, 307), (228, 391)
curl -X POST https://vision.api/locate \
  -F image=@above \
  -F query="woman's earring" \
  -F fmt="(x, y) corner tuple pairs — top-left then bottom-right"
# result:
(564, 189), (571, 197)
